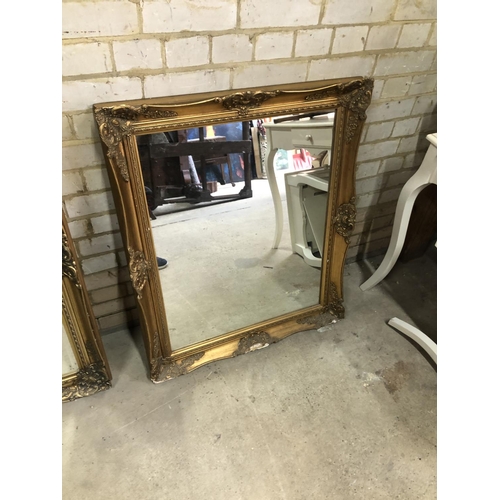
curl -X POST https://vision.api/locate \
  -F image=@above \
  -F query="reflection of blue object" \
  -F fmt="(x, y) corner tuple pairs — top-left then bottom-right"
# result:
(186, 124), (245, 182)
(275, 149), (290, 170)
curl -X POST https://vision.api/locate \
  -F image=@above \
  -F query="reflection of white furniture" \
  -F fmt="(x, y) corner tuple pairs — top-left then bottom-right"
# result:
(360, 133), (437, 291)
(360, 133), (437, 364)
(264, 116), (334, 248)
(284, 167), (330, 268)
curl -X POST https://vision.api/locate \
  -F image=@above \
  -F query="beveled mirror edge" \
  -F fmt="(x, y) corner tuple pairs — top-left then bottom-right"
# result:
(63, 212), (112, 401)
(93, 77), (373, 383)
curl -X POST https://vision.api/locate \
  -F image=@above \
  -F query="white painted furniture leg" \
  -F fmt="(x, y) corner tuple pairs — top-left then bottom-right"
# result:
(388, 317), (437, 364)
(360, 134), (437, 291)
(266, 148), (284, 249)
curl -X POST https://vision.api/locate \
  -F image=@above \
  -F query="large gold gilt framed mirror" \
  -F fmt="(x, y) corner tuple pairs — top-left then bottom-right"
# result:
(93, 77), (373, 383)
(63, 212), (112, 401)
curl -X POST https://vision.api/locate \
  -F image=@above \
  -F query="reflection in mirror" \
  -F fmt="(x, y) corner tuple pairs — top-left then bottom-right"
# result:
(62, 322), (78, 375)
(137, 113), (334, 350)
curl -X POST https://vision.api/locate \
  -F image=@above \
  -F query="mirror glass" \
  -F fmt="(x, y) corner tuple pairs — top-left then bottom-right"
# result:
(62, 323), (78, 375)
(137, 113), (335, 350)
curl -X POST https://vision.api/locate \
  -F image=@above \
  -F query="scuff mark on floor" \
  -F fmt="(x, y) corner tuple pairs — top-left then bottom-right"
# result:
(377, 361), (411, 396)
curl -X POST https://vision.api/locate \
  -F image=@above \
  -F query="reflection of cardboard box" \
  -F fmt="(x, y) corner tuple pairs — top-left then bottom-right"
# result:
(207, 181), (218, 193)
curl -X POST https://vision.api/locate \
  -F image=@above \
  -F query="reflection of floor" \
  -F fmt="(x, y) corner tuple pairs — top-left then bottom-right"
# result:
(151, 170), (322, 350)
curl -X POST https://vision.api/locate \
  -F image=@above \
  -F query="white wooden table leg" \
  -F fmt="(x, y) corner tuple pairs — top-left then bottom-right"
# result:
(360, 136), (436, 291)
(266, 148), (283, 249)
(359, 177), (429, 291)
(388, 317), (437, 363)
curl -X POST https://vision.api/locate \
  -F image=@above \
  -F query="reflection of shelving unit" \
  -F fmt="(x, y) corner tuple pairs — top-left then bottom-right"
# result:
(284, 167), (330, 268)
(137, 123), (253, 213)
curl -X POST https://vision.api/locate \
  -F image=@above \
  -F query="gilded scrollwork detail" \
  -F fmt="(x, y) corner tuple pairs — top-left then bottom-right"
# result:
(322, 283), (345, 319)
(334, 197), (357, 244)
(128, 247), (151, 300)
(154, 352), (205, 382)
(62, 227), (80, 287)
(62, 363), (111, 402)
(94, 109), (132, 181)
(216, 91), (282, 116)
(150, 331), (163, 381)
(338, 79), (374, 143)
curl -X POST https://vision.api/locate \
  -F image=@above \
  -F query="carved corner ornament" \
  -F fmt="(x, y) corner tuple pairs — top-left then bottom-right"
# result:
(62, 227), (80, 287)
(305, 78), (373, 143)
(216, 90), (282, 117)
(62, 363), (111, 402)
(334, 197), (357, 244)
(94, 105), (178, 182)
(128, 247), (152, 299)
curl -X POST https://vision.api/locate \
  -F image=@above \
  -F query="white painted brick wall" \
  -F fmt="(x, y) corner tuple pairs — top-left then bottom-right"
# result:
(62, 143), (104, 171)
(365, 122), (394, 142)
(113, 39), (163, 71)
(166, 36), (210, 68)
(366, 98), (416, 123)
(356, 161), (380, 178)
(240, 0), (322, 28)
(332, 26), (368, 54)
(62, 2), (139, 39)
(408, 74), (437, 95)
(323, 0), (396, 24)
(62, 116), (73, 141)
(65, 192), (115, 219)
(62, 171), (85, 196)
(357, 140), (400, 162)
(72, 113), (100, 141)
(144, 70), (230, 98)
(365, 25), (401, 50)
(394, 0), (437, 21)
(142, 0), (237, 33)
(392, 117), (420, 137)
(381, 76), (412, 98)
(412, 94), (437, 115)
(83, 168), (111, 192)
(233, 62), (308, 88)
(255, 32), (294, 61)
(78, 232), (123, 257)
(295, 29), (333, 57)
(91, 214), (121, 235)
(212, 35), (253, 64)
(63, 78), (143, 112)
(356, 175), (385, 195)
(356, 192), (380, 209)
(374, 51), (435, 77)
(397, 23), (432, 48)
(379, 156), (404, 174)
(309, 55), (376, 80)
(68, 219), (91, 240)
(81, 252), (119, 275)
(62, 43), (112, 77)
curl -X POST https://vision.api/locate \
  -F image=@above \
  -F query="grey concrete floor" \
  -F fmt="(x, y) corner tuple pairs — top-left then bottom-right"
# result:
(63, 246), (437, 500)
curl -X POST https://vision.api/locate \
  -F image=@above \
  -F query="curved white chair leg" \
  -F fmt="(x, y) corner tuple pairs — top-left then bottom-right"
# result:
(360, 176), (430, 291)
(266, 149), (283, 249)
(388, 317), (437, 364)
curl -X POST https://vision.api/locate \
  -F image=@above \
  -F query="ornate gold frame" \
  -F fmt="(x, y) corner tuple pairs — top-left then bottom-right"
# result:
(63, 212), (112, 402)
(93, 77), (373, 383)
